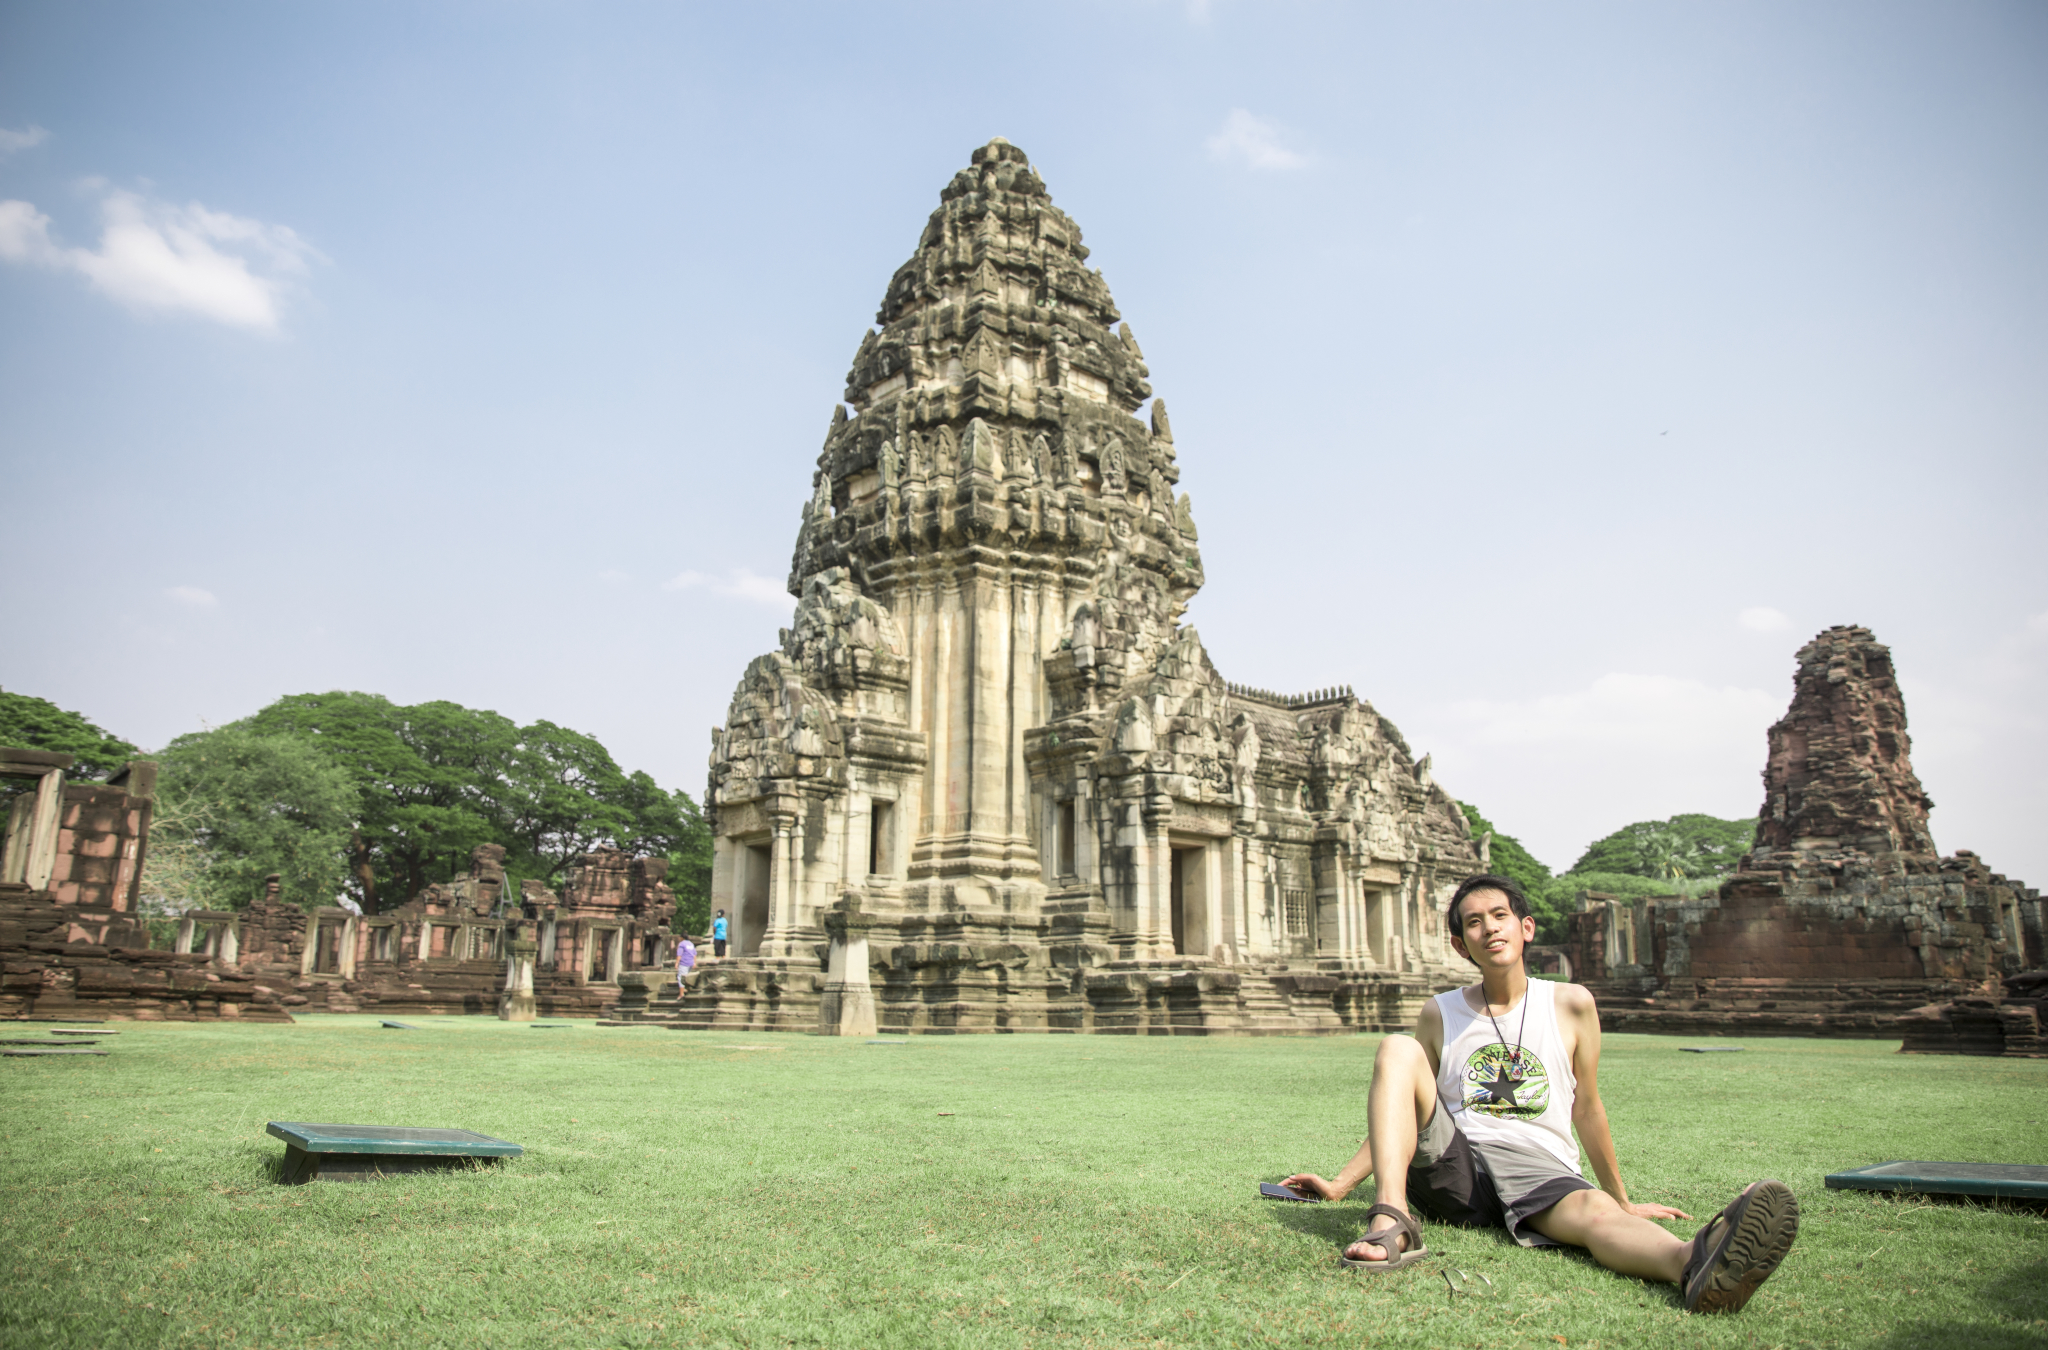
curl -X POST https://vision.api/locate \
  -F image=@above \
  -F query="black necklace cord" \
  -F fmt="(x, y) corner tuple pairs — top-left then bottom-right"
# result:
(1485, 981), (1532, 1070)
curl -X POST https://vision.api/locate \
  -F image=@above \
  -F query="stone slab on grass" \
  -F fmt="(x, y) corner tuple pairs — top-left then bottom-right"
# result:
(266, 1121), (523, 1185)
(1825, 1160), (2048, 1201)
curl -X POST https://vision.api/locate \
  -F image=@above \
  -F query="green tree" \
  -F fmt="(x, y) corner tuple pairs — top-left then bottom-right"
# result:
(244, 692), (707, 915)
(244, 692), (515, 911)
(151, 726), (358, 911)
(0, 690), (139, 780)
(500, 722), (695, 887)
(1459, 803), (1570, 944)
(1569, 813), (1757, 879)
(666, 790), (713, 934)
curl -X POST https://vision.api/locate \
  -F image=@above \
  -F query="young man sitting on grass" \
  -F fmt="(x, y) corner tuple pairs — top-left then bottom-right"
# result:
(1281, 875), (1799, 1314)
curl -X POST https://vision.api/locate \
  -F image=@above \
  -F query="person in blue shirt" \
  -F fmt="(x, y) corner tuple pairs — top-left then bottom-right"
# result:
(712, 910), (728, 958)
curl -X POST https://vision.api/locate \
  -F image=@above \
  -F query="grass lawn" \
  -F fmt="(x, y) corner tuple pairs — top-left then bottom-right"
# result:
(1, 1017), (2043, 1349)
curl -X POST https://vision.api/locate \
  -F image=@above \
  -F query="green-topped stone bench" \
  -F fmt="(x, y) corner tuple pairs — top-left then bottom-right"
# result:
(267, 1121), (523, 1184)
(1825, 1161), (2048, 1202)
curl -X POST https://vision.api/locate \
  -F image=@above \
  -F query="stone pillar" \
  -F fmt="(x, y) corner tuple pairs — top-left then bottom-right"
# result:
(1128, 799), (1176, 960)
(1200, 839), (1227, 963)
(818, 907), (878, 1037)
(613, 970), (654, 1017)
(499, 938), (537, 1021)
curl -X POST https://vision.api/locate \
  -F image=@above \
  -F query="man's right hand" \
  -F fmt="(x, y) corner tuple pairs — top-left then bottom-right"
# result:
(1280, 1173), (1344, 1201)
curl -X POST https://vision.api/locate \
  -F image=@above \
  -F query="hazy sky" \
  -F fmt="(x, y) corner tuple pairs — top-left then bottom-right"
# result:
(3, 2), (2043, 882)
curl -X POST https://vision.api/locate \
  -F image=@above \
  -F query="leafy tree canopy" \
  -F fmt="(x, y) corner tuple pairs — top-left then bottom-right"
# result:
(1460, 803), (1569, 944)
(1457, 806), (1750, 946)
(150, 726), (359, 911)
(242, 692), (709, 915)
(1569, 813), (1757, 880)
(0, 690), (140, 780)
(1460, 803), (1553, 893)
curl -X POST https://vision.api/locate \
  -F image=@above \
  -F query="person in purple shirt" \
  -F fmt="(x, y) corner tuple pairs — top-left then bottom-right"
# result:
(675, 933), (697, 993)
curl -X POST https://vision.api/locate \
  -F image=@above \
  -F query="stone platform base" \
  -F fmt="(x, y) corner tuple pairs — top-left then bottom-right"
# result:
(603, 958), (1446, 1036)
(1585, 976), (1987, 1039)
(251, 965), (628, 1020)
(1896, 970), (2047, 1057)
(2, 891), (295, 1023)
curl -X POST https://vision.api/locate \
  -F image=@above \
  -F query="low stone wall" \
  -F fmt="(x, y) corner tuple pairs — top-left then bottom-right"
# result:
(1, 887), (293, 1022)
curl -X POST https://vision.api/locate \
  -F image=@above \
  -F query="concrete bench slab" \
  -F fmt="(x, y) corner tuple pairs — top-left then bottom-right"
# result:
(266, 1121), (523, 1184)
(1825, 1160), (2048, 1201)
(4, 1046), (107, 1056)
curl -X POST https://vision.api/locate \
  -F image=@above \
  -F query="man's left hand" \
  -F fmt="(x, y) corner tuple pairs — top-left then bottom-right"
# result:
(1626, 1200), (1693, 1221)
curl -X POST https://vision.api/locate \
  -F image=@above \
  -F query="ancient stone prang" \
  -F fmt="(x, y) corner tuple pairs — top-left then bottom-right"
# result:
(680, 140), (1486, 1036)
(1758, 626), (1935, 855)
(1564, 627), (2043, 1047)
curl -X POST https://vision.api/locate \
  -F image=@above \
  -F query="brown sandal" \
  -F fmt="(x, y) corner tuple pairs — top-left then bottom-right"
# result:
(1682, 1179), (1800, 1313)
(1340, 1203), (1429, 1271)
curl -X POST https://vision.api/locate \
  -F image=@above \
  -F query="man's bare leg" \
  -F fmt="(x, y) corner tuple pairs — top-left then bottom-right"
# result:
(1527, 1190), (1690, 1282)
(1345, 1035), (1438, 1263)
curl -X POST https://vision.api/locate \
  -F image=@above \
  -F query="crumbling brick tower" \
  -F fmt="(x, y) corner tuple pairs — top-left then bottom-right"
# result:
(1572, 625), (2041, 1039)
(1757, 627), (1936, 856)
(689, 139), (1484, 1035)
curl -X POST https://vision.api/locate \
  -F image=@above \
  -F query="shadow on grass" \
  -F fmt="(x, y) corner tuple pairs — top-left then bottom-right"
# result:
(1862, 1259), (2048, 1350)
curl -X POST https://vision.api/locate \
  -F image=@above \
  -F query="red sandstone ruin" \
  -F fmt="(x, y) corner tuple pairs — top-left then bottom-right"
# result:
(1565, 626), (2043, 1053)
(2, 747), (680, 1022)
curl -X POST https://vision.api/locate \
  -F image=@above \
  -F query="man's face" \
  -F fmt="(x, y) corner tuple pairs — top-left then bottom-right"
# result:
(1451, 889), (1535, 968)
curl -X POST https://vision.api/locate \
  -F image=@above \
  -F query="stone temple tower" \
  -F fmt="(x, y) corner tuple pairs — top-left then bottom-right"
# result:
(692, 140), (1483, 1034)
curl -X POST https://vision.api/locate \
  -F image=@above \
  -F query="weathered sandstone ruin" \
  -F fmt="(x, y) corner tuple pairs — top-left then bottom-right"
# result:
(176, 845), (677, 1018)
(1, 748), (291, 1021)
(1566, 626), (2043, 1051)
(661, 139), (1485, 1036)
(1, 741), (677, 1021)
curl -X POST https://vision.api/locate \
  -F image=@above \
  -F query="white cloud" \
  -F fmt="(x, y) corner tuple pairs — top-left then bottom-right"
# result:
(662, 568), (793, 609)
(1206, 109), (1307, 171)
(1422, 672), (1782, 868)
(0, 185), (321, 331)
(1445, 672), (1780, 754)
(0, 125), (48, 156)
(1738, 606), (1791, 633)
(165, 585), (218, 608)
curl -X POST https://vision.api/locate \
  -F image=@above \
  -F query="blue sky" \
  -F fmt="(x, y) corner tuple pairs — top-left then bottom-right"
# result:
(3, 1), (2044, 881)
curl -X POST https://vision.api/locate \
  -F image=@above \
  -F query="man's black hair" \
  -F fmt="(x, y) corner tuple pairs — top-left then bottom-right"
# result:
(1445, 874), (1533, 940)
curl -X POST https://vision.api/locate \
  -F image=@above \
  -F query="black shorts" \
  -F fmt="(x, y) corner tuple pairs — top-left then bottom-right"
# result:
(1406, 1103), (1596, 1248)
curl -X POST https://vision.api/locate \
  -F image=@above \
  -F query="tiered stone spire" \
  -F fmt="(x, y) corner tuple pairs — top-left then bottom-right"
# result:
(701, 141), (1482, 1032)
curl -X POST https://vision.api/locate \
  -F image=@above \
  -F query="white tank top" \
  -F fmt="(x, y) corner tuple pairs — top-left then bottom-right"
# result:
(1434, 979), (1581, 1173)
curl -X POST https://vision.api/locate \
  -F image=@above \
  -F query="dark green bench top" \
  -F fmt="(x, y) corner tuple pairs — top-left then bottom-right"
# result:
(1825, 1161), (2048, 1200)
(266, 1122), (523, 1157)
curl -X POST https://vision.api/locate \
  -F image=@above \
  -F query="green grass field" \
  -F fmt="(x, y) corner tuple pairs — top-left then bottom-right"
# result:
(2, 1017), (2043, 1349)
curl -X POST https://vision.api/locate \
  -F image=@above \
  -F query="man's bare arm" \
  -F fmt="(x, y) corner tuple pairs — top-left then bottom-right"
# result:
(1561, 983), (1691, 1222)
(1282, 1138), (1374, 1201)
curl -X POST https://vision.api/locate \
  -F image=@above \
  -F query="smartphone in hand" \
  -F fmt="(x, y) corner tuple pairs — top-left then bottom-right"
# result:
(1259, 1181), (1319, 1203)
